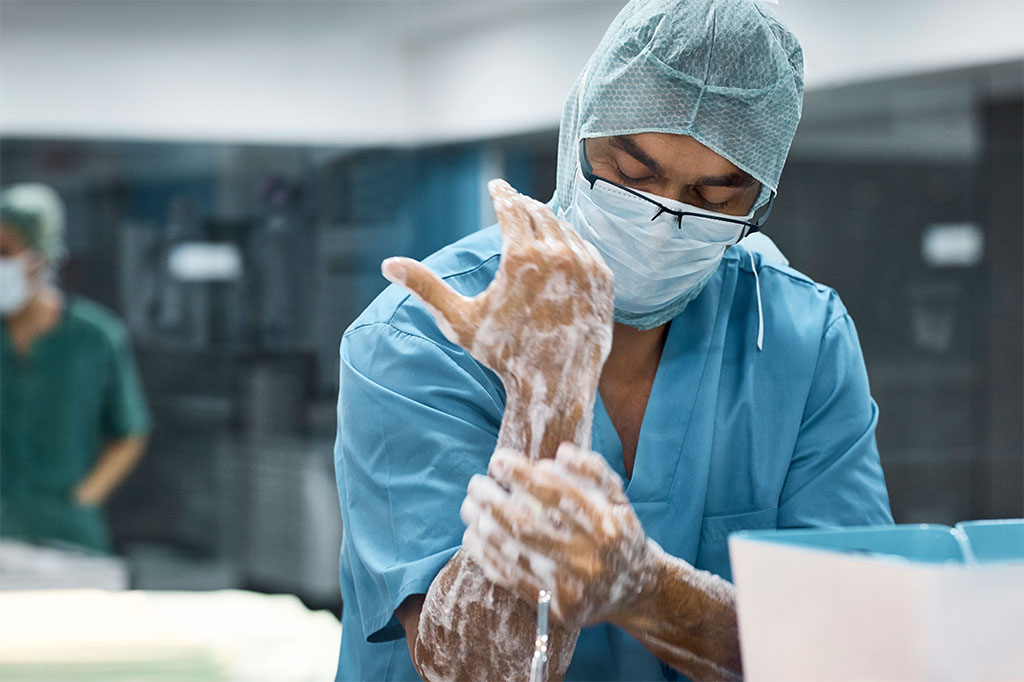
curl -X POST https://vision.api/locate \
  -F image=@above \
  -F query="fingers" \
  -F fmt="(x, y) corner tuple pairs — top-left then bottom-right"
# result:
(462, 494), (587, 627)
(487, 450), (601, 536)
(522, 193), (563, 242)
(460, 475), (564, 592)
(555, 443), (628, 503)
(461, 522), (549, 601)
(381, 256), (469, 345)
(461, 450), (626, 627)
(462, 474), (569, 547)
(489, 178), (566, 244)
(489, 179), (533, 247)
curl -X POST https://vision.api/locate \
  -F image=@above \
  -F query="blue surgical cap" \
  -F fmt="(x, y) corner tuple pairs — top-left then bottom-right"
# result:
(555, 0), (804, 208)
(0, 183), (67, 265)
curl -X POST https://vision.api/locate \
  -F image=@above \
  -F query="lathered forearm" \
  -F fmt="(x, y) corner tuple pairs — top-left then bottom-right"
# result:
(388, 180), (614, 681)
(412, 391), (594, 682)
(413, 553), (579, 681)
(497, 389), (595, 457)
(613, 541), (743, 682)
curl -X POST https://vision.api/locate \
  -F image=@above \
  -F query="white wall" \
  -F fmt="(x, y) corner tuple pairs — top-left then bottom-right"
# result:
(404, 2), (623, 144)
(1, 0), (1021, 145)
(0, 1), (415, 144)
(779, 0), (1024, 88)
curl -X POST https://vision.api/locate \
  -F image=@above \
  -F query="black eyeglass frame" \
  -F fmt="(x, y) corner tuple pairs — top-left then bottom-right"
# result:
(578, 139), (774, 242)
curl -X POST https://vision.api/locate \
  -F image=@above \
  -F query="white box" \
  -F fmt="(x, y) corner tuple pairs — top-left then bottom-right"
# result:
(729, 521), (1024, 682)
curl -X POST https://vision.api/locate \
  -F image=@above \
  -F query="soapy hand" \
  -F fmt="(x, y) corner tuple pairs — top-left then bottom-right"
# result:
(460, 443), (657, 628)
(382, 179), (614, 460)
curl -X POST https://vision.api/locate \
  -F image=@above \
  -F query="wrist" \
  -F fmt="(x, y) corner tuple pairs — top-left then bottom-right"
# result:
(73, 482), (104, 506)
(497, 384), (599, 458)
(609, 537), (671, 631)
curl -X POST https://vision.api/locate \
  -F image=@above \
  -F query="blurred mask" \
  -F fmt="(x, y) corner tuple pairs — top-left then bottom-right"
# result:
(0, 256), (30, 315)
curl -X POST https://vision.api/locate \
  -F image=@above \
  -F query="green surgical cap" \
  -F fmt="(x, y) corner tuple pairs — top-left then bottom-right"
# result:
(0, 183), (67, 264)
(556, 0), (804, 208)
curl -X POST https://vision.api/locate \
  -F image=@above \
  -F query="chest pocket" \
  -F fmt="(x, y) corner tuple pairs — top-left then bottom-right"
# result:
(695, 506), (778, 582)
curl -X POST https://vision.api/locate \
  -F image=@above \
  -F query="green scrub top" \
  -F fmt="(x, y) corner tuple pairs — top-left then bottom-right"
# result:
(1, 296), (150, 553)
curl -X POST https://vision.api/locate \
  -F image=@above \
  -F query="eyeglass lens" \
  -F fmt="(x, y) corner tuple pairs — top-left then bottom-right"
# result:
(579, 138), (771, 237)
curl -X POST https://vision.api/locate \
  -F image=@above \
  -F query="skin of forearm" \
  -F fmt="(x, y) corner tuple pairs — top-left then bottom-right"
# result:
(413, 552), (579, 682)
(411, 389), (596, 681)
(73, 435), (147, 506)
(392, 181), (614, 681)
(611, 540), (743, 682)
(497, 387), (595, 457)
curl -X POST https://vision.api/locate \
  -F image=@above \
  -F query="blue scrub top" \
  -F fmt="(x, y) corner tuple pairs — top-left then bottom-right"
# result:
(333, 224), (892, 682)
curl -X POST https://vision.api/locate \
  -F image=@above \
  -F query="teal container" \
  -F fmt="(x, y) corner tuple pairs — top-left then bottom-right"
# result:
(955, 519), (1024, 563)
(730, 519), (1024, 568)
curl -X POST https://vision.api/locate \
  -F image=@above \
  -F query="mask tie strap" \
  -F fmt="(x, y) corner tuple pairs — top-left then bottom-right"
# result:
(749, 249), (764, 351)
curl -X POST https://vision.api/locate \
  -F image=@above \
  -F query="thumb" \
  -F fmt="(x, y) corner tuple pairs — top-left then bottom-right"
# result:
(382, 257), (471, 345)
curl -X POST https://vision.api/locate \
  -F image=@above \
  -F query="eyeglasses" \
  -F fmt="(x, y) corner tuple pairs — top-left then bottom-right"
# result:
(578, 139), (773, 243)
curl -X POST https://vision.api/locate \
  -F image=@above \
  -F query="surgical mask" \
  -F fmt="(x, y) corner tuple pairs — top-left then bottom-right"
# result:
(560, 167), (758, 330)
(0, 256), (30, 315)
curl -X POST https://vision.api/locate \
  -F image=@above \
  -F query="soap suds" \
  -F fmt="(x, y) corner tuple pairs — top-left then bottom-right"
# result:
(391, 180), (611, 680)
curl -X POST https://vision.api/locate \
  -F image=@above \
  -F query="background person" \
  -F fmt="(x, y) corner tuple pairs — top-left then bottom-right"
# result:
(1, 183), (150, 554)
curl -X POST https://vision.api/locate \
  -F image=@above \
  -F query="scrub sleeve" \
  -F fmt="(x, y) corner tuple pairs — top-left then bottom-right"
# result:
(338, 322), (503, 639)
(334, 242), (506, 680)
(99, 316), (151, 443)
(778, 307), (892, 527)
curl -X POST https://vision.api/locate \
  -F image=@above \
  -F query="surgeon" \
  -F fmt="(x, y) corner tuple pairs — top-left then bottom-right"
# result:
(1, 183), (151, 554)
(334, 0), (892, 680)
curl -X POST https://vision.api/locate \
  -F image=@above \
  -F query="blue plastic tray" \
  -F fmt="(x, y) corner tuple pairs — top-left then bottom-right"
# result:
(730, 519), (1024, 567)
(955, 519), (1024, 563)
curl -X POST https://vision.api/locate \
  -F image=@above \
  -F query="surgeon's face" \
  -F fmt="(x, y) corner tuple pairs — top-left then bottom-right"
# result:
(584, 133), (761, 216)
(0, 224), (28, 258)
(0, 224), (45, 282)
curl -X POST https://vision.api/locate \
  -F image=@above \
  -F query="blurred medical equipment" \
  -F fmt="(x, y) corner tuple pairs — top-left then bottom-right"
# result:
(0, 541), (128, 591)
(167, 242), (243, 283)
(109, 181), (367, 603)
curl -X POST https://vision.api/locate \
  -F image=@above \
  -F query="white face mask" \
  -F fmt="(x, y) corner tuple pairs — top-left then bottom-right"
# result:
(560, 167), (754, 327)
(0, 256), (31, 315)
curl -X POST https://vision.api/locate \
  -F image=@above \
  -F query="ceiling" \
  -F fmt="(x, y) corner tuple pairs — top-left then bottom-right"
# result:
(1, 0), (1021, 145)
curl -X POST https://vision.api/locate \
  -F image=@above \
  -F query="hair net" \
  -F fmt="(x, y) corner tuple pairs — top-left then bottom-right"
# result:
(555, 0), (804, 210)
(0, 183), (67, 265)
